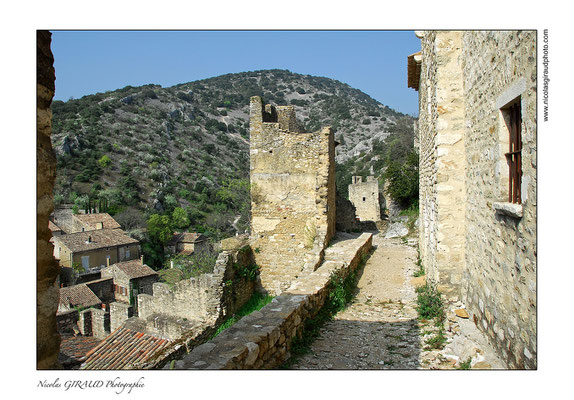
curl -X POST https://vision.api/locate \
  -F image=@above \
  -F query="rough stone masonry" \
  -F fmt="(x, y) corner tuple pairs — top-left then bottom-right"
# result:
(348, 175), (381, 222)
(411, 30), (536, 369)
(37, 30), (61, 369)
(249, 97), (336, 295)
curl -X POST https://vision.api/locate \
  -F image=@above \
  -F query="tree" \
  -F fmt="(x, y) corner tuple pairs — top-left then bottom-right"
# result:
(147, 214), (173, 245)
(171, 207), (190, 231)
(115, 207), (145, 230)
(384, 150), (419, 208)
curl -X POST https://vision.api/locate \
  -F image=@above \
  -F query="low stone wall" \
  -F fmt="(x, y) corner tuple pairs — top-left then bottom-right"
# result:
(170, 233), (372, 369)
(134, 246), (256, 340)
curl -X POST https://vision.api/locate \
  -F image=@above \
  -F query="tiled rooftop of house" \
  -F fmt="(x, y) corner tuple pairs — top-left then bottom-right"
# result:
(59, 284), (101, 313)
(167, 232), (207, 246)
(49, 220), (63, 232)
(54, 229), (139, 253)
(106, 260), (158, 279)
(80, 327), (170, 370)
(59, 335), (103, 367)
(73, 212), (122, 231)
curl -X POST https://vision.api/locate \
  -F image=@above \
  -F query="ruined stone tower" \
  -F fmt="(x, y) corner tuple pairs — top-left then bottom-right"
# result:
(348, 176), (381, 222)
(249, 97), (336, 295)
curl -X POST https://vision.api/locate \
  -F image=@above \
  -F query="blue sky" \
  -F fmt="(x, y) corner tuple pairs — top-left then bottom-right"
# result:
(51, 30), (421, 116)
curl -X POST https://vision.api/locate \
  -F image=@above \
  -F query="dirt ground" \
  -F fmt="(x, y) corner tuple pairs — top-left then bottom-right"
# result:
(289, 232), (505, 370)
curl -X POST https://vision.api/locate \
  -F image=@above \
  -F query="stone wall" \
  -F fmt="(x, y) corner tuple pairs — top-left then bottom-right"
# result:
(37, 30), (60, 369)
(110, 301), (132, 333)
(413, 30), (536, 368)
(249, 96), (336, 295)
(78, 308), (109, 339)
(417, 31), (466, 300)
(57, 310), (79, 336)
(348, 176), (381, 222)
(136, 247), (255, 339)
(170, 233), (372, 369)
(460, 31), (537, 369)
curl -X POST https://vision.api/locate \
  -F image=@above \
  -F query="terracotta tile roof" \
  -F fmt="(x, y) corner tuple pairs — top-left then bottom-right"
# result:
(73, 213), (122, 231)
(80, 327), (170, 370)
(166, 232), (207, 246)
(49, 220), (63, 232)
(59, 336), (103, 366)
(106, 260), (158, 279)
(54, 229), (139, 253)
(59, 284), (101, 312)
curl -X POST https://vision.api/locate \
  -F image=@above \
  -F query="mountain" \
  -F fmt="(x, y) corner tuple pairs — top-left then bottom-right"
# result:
(50, 69), (415, 240)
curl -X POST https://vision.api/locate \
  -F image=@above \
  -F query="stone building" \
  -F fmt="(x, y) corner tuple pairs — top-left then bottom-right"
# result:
(249, 96), (336, 295)
(164, 232), (209, 256)
(101, 259), (158, 307)
(348, 176), (381, 222)
(71, 212), (122, 233)
(53, 228), (140, 271)
(58, 283), (102, 315)
(408, 30), (536, 368)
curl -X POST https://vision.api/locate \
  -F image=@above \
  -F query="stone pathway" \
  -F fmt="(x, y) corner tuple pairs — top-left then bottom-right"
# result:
(289, 232), (505, 370)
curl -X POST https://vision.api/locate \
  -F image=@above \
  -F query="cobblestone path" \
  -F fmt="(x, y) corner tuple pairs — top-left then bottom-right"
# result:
(289, 232), (505, 370)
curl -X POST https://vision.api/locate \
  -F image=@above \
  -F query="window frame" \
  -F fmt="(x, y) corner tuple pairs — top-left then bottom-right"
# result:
(503, 99), (523, 204)
(495, 78), (526, 211)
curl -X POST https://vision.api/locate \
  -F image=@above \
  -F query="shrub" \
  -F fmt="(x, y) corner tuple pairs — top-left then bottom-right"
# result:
(98, 154), (111, 168)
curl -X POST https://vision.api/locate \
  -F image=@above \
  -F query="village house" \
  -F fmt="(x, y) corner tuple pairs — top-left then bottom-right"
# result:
(53, 228), (140, 273)
(71, 212), (122, 233)
(58, 283), (102, 315)
(408, 30), (536, 368)
(164, 232), (210, 256)
(101, 259), (158, 308)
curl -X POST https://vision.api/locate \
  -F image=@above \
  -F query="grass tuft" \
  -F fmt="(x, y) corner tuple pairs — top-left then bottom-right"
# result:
(210, 292), (274, 339)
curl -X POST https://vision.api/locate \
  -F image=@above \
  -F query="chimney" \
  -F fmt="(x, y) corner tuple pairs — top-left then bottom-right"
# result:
(140, 255), (144, 265)
(170, 260), (174, 269)
(106, 257), (110, 267)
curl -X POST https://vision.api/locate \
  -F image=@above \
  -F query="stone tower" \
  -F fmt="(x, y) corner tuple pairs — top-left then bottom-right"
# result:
(249, 97), (336, 295)
(348, 176), (381, 222)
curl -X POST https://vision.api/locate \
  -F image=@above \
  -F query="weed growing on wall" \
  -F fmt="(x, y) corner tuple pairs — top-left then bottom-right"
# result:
(413, 251), (425, 277)
(234, 263), (259, 281)
(210, 292), (273, 339)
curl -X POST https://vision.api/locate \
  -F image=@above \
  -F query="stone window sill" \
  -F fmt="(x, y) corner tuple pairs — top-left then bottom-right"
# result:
(493, 202), (523, 219)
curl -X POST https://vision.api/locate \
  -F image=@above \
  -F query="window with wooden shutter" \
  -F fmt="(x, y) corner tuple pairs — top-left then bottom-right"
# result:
(504, 100), (522, 204)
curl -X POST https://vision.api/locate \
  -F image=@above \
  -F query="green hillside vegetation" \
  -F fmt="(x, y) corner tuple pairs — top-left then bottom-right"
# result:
(51, 69), (417, 268)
